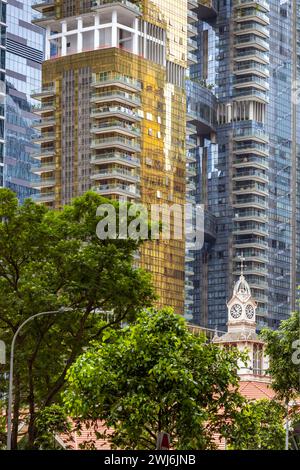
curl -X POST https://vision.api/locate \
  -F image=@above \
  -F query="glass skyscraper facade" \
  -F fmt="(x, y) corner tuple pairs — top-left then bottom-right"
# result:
(4, 0), (44, 203)
(0, 0), (6, 189)
(31, 0), (189, 315)
(188, 0), (300, 331)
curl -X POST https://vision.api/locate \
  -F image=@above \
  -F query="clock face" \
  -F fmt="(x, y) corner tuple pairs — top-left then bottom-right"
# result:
(230, 304), (242, 319)
(245, 304), (254, 319)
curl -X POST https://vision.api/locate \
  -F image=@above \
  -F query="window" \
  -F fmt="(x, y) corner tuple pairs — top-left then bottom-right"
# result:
(253, 344), (263, 375)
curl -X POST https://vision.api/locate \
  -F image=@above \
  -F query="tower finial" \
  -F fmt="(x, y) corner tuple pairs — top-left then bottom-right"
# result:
(239, 252), (245, 276)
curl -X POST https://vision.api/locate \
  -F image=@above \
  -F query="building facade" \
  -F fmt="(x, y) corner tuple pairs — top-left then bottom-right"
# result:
(188, 0), (300, 331)
(31, 0), (191, 314)
(4, 0), (44, 203)
(0, 0), (6, 189)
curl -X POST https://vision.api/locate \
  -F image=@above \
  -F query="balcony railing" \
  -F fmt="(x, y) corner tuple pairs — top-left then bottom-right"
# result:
(91, 74), (142, 91)
(91, 168), (140, 182)
(91, 152), (140, 167)
(91, 136), (141, 152)
(91, 0), (141, 14)
(91, 91), (141, 106)
(92, 183), (141, 197)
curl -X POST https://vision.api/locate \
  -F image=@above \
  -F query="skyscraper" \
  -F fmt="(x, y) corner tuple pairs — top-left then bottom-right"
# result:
(4, 0), (44, 203)
(0, 0), (6, 189)
(31, 0), (191, 314)
(189, 0), (300, 330)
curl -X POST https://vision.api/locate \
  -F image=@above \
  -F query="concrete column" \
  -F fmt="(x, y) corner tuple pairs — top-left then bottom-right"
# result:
(94, 14), (100, 49)
(249, 102), (254, 121)
(111, 10), (118, 48)
(61, 21), (67, 56)
(77, 17), (83, 53)
(132, 17), (139, 55)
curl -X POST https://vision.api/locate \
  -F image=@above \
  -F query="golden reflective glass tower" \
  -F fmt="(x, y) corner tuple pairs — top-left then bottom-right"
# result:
(31, 0), (191, 314)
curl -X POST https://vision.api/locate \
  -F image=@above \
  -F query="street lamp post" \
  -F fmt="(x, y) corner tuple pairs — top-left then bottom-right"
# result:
(6, 307), (73, 450)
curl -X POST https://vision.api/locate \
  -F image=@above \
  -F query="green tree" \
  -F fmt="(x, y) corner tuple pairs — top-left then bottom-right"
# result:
(63, 307), (246, 450)
(0, 188), (155, 449)
(34, 405), (72, 450)
(227, 399), (286, 450)
(260, 311), (300, 401)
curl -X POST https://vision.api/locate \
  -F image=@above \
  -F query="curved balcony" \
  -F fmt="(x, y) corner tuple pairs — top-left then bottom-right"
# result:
(233, 0), (270, 13)
(92, 183), (141, 199)
(32, 132), (55, 144)
(187, 23), (197, 37)
(233, 223), (267, 236)
(233, 128), (269, 143)
(32, 10), (56, 26)
(234, 34), (269, 51)
(233, 182), (268, 196)
(31, 162), (56, 175)
(188, 52), (197, 65)
(234, 253), (268, 264)
(91, 136), (141, 153)
(233, 142), (269, 156)
(234, 22), (269, 38)
(91, 168), (140, 184)
(90, 122), (141, 138)
(234, 49), (269, 65)
(31, 85), (56, 100)
(235, 9), (270, 26)
(32, 102), (56, 115)
(32, 147), (56, 160)
(234, 61), (269, 77)
(91, 106), (141, 122)
(233, 89), (269, 104)
(234, 209), (267, 222)
(31, 178), (56, 189)
(233, 155), (268, 169)
(91, 152), (140, 168)
(233, 169), (268, 184)
(233, 195), (267, 210)
(91, 75), (142, 93)
(91, 91), (141, 107)
(188, 37), (198, 52)
(32, 191), (55, 203)
(233, 237), (268, 249)
(233, 75), (269, 91)
(32, 117), (56, 130)
(91, 0), (141, 16)
(233, 266), (268, 277)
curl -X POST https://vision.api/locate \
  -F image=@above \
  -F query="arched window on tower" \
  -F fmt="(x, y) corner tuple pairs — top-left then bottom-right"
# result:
(253, 344), (263, 375)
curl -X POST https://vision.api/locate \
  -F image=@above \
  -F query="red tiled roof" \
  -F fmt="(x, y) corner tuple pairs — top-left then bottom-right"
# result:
(239, 381), (276, 400)
(60, 421), (113, 450)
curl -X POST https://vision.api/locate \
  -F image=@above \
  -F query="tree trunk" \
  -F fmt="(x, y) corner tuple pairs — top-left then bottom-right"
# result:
(27, 360), (37, 449)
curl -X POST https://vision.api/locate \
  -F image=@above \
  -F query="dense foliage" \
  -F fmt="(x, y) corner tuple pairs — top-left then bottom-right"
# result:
(0, 189), (155, 449)
(64, 308), (246, 450)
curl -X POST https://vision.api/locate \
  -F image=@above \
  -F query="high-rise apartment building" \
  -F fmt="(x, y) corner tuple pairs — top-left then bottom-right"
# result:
(31, 0), (193, 314)
(4, 0), (44, 203)
(188, 0), (300, 330)
(0, 0), (6, 189)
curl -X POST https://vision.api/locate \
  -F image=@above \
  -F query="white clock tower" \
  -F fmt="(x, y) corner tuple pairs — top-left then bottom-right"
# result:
(227, 256), (257, 330)
(213, 257), (270, 382)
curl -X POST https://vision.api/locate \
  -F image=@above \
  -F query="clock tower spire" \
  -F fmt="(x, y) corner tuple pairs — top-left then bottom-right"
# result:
(213, 260), (270, 381)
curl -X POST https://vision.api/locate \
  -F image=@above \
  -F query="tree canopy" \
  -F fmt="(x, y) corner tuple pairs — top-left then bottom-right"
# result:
(0, 188), (155, 449)
(226, 399), (286, 450)
(261, 310), (300, 401)
(63, 307), (246, 450)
